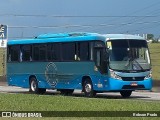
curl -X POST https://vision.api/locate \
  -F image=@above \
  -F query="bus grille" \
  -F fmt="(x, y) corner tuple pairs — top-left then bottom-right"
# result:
(121, 77), (145, 81)
(122, 85), (145, 89)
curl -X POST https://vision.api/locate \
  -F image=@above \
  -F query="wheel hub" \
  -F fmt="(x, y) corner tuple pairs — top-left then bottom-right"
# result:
(31, 81), (36, 91)
(85, 84), (92, 93)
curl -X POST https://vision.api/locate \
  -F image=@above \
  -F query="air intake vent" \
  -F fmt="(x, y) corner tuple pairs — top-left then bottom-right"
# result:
(121, 77), (145, 81)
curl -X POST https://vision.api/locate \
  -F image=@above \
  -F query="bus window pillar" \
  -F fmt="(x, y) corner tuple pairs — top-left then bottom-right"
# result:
(20, 51), (23, 62)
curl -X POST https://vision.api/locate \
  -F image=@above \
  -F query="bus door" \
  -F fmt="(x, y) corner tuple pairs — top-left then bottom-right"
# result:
(94, 47), (108, 74)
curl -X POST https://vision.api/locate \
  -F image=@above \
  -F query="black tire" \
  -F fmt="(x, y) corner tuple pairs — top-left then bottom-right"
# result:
(59, 89), (74, 96)
(83, 79), (96, 97)
(120, 90), (132, 98)
(29, 77), (46, 94)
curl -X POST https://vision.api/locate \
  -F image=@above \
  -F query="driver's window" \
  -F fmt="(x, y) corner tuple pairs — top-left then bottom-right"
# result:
(96, 50), (101, 67)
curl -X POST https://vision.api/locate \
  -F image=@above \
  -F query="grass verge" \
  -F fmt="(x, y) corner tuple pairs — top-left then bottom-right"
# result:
(0, 93), (160, 119)
(0, 93), (160, 111)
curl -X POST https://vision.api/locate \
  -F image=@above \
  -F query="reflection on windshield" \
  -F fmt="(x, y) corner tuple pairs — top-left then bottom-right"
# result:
(107, 40), (151, 71)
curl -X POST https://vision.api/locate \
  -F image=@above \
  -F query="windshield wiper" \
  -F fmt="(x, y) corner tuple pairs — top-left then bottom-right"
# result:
(124, 58), (144, 71)
(132, 59), (144, 71)
(125, 57), (132, 68)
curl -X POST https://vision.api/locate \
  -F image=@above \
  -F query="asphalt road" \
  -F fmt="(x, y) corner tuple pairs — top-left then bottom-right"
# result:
(0, 83), (159, 101)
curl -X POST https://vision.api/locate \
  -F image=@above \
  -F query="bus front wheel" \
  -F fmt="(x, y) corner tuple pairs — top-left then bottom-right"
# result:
(120, 90), (132, 98)
(29, 77), (46, 94)
(83, 79), (96, 97)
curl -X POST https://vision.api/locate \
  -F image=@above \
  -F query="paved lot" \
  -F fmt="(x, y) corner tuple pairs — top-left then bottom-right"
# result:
(0, 83), (159, 101)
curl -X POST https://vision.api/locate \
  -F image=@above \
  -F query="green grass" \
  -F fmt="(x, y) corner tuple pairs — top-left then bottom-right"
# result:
(0, 93), (160, 119)
(148, 43), (160, 80)
(0, 93), (160, 111)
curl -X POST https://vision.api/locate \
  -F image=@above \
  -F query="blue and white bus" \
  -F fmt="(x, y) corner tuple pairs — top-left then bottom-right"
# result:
(7, 33), (152, 97)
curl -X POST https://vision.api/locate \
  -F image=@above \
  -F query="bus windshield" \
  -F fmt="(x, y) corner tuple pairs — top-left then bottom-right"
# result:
(107, 40), (151, 72)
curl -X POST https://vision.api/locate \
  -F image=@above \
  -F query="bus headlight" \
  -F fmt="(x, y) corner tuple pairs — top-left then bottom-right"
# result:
(144, 71), (152, 80)
(110, 69), (122, 80)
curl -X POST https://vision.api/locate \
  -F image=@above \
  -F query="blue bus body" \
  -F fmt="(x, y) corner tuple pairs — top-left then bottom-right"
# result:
(7, 33), (152, 97)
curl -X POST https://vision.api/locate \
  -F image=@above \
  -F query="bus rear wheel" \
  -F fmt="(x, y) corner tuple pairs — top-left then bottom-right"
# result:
(83, 79), (96, 97)
(120, 90), (132, 98)
(29, 77), (46, 94)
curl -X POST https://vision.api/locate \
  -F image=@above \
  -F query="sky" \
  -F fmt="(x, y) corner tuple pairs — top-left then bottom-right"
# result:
(0, 0), (160, 39)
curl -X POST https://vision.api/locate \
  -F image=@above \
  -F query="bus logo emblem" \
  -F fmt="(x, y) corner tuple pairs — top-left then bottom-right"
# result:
(45, 62), (58, 87)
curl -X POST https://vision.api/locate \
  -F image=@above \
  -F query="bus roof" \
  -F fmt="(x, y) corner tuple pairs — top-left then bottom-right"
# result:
(7, 32), (106, 45)
(8, 33), (146, 45)
(104, 34), (146, 41)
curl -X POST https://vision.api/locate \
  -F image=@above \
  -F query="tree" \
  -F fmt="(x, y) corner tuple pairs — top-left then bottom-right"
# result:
(147, 34), (154, 40)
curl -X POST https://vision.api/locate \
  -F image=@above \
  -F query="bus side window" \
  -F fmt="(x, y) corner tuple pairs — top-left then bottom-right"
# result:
(47, 43), (61, 61)
(21, 45), (32, 62)
(62, 42), (75, 61)
(96, 50), (101, 66)
(77, 42), (90, 61)
(94, 41), (108, 74)
(39, 44), (47, 61)
(8, 54), (11, 62)
(9, 45), (20, 62)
